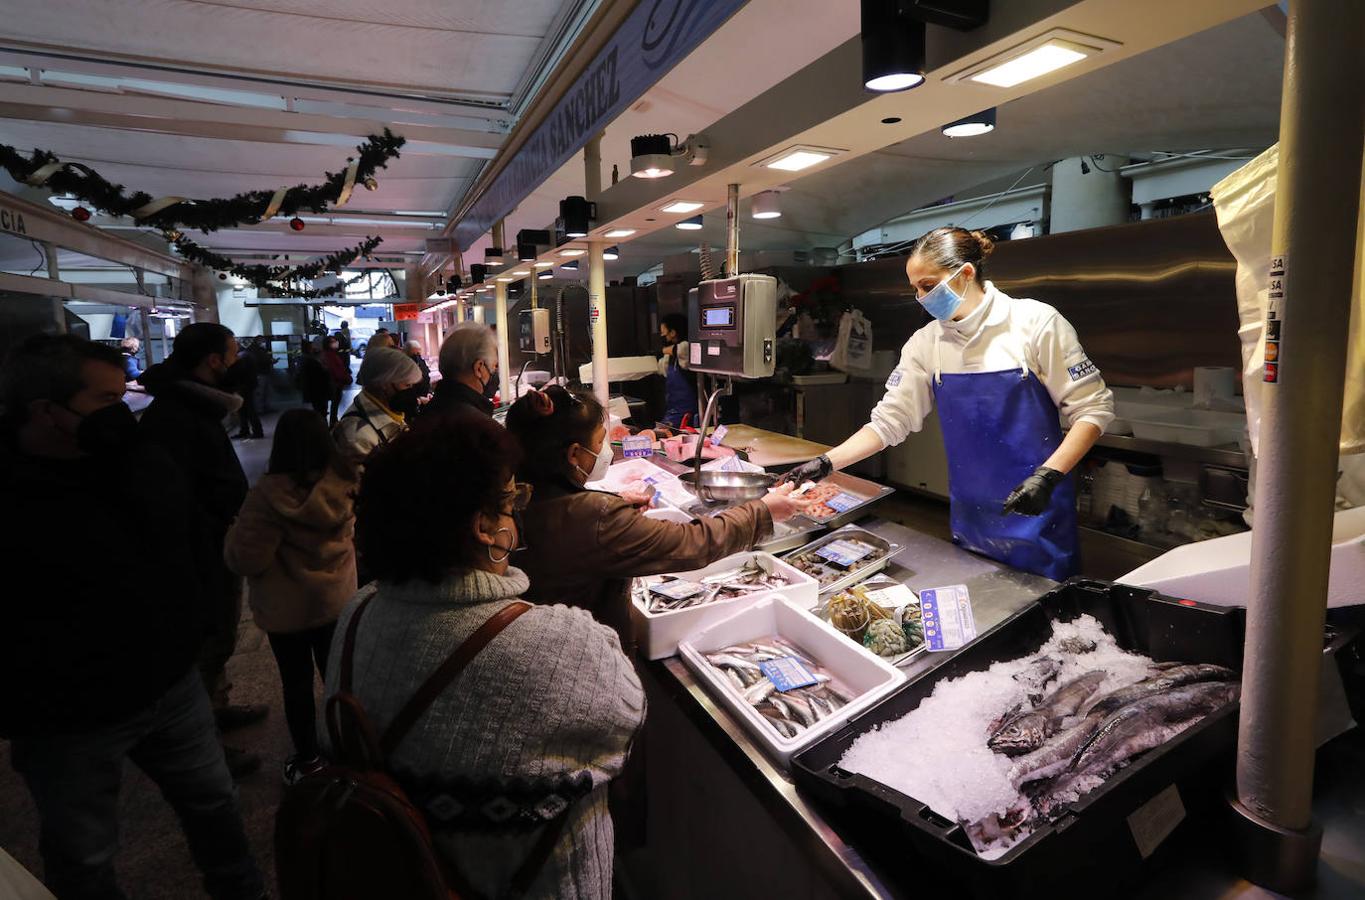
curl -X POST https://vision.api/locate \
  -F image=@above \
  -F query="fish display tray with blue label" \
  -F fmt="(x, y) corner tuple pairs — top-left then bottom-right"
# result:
(791, 579), (1248, 900)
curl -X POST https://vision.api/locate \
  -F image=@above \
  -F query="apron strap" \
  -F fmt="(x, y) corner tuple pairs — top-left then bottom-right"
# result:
(933, 336), (943, 386)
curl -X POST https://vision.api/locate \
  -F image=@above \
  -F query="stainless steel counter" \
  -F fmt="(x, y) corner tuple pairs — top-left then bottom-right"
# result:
(635, 515), (1055, 899)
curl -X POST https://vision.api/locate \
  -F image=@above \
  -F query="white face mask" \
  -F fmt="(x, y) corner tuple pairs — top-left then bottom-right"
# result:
(576, 437), (613, 484)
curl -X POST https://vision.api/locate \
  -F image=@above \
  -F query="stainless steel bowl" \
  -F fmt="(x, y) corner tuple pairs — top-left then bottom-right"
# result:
(682, 470), (775, 502)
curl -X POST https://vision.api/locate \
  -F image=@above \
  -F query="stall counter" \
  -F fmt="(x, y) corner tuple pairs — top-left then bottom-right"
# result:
(630, 518), (1054, 899)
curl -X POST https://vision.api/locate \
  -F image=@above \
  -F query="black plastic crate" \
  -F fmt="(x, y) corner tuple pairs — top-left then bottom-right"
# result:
(791, 579), (1246, 899)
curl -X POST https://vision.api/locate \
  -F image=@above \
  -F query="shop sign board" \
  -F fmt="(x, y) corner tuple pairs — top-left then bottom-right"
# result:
(393, 303), (420, 321)
(454, 0), (749, 251)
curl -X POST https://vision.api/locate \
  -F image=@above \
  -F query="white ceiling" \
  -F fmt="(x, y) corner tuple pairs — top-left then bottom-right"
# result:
(0, 0), (1285, 287)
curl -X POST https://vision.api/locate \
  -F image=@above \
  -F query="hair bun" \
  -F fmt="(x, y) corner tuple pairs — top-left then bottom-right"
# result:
(969, 230), (996, 260)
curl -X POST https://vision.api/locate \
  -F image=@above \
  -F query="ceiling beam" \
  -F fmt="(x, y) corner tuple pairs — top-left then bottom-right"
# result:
(0, 84), (502, 157)
(0, 189), (189, 279)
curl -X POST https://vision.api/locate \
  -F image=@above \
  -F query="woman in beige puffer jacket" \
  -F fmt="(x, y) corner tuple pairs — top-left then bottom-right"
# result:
(225, 409), (358, 784)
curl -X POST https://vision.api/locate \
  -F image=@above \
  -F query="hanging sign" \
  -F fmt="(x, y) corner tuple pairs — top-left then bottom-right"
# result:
(454, 0), (749, 251)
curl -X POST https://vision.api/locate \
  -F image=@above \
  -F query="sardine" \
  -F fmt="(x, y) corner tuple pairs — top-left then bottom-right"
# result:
(1080, 663), (1235, 717)
(744, 678), (777, 706)
(987, 671), (1106, 756)
(706, 653), (761, 672)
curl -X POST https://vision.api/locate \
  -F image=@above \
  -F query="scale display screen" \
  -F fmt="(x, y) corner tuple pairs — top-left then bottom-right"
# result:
(702, 305), (736, 328)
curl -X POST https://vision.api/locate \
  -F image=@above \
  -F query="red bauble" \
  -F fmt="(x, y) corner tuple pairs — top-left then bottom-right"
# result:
(72, 206), (92, 222)
(289, 216), (305, 231)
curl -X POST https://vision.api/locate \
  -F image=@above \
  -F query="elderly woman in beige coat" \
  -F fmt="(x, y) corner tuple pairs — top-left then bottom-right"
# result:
(225, 409), (358, 784)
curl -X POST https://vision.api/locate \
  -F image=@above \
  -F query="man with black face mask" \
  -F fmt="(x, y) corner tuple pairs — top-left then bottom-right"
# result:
(139, 322), (266, 778)
(421, 323), (500, 422)
(0, 334), (265, 900)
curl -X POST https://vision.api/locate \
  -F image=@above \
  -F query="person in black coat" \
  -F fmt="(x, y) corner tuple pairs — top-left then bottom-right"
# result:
(405, 339), (432, 398)
(420, 323), (498, 421)
(138, 323), (266, 775)
(296, 338), (332, 417)
(0, 334), (264, 900)
(226, 342), (262, 440)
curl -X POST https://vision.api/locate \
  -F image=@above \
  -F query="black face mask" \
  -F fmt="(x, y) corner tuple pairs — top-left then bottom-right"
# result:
(481, 367), (500, 401)
(66, 402), (138, 457)
(389, 386), (421, 418)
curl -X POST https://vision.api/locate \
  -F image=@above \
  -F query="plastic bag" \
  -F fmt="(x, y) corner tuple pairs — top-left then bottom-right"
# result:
(1210, 144), (1364, 460)
(830, 309), (874, 373)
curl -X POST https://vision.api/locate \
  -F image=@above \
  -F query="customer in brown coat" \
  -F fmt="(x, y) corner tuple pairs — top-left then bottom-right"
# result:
(505, 386), (810, 650)
(224, 409), (358, 785)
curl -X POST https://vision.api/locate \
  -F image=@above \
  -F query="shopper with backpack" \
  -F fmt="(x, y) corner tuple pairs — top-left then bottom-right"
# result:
(224, 409), (358, 786)
(278, 415), (643, 900)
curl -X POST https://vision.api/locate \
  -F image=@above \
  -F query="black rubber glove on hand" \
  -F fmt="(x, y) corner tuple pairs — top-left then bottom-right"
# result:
(781, 454), (833, 486)
(1002, 466), (1064, 516)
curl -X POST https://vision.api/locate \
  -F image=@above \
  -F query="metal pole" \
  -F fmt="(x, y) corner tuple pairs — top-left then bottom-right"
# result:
(725, 183), (740, 277)
(138, 307), (154, 368)
(1232, 0), (1365, 889)
(585, 132), (609, 407)
(43, 242), (65, 334)
(530, 266), (538, 310)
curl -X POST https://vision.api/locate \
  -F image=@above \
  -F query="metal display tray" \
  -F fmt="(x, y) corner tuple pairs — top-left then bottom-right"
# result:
(782, 526), (902, 596)
(793, 471), (897, 531)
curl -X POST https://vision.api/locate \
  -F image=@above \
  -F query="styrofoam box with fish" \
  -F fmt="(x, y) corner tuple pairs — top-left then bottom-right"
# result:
(679, 596), (906, 768)
(631, 551), (818, 660)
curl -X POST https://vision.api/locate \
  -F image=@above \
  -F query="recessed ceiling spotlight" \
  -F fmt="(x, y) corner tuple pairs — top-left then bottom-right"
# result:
(861, 1), (925, 93)
(758, 145), (842, 172)
(751, 190), (782, 220)
(676, 215), (704, 231)
(942, 107), (997, 137)
(603, 246), (620, 260)
(538, 270), (554, 280)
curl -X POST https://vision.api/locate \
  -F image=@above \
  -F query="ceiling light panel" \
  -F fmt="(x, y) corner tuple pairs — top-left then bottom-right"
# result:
(947, 30), (1118, 88)
(758, 145), (843, 172)
(660, 200), (705, 214)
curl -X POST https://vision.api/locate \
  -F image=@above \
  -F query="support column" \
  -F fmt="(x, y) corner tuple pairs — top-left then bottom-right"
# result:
(138, 307), (154, 367)
(585, 132), (609, 407)
(43, 242), (65, 333)
(1231, 0), (1365, 892)
(495, 279), (512, 404)
(725, 183), (740, 277)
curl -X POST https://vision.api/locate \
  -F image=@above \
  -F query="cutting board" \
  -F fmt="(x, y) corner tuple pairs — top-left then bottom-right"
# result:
(714, 425), (831, 468)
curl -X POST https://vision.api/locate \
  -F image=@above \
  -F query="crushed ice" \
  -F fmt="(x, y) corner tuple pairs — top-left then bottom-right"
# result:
(837, 615), (1156, 859)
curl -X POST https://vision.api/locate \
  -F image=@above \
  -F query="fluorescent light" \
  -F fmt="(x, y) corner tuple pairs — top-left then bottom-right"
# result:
(675, 215), (703, 231)
(558, 248), (586, 257)
(661, 200), (704, 214)
(970, 41), (1090, 88)
(538, 270), (554, 280)
(534, 261), (554, 269)
(759, 146), (841, 172)
(496, 276), (514, 283)
(510, 269), (530, 276)
(604, 228), (636, 238)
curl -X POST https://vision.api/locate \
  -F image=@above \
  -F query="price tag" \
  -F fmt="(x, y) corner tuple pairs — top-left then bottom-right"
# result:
(648, 579), (705, 601)
(622, 435), (652, 458)
(824, 491), (863, 513)
(920, 584), (977, 652)
(816, 539), (875, 568)
(759, 656), (818, 692)
(690, 343), (702, 366)
(711, 424), (728, 445)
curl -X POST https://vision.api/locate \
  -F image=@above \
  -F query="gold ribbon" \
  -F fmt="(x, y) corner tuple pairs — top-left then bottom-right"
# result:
(261, 186), (289, 221)
(131, 195), (187, 220)
(335, 158), (359, 207)
(24, 161), (65, 186)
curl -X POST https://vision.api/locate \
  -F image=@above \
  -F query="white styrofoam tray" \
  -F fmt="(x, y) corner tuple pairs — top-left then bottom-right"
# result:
(678, 595), (907, 768)
(631, 551), (819, 661)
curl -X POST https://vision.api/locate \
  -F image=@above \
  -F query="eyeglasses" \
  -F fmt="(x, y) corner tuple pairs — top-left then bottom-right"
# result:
(505, 482), (533, 511)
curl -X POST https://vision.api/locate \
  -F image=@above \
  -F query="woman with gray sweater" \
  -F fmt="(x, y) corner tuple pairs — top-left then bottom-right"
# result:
(321, 414), (644, 899)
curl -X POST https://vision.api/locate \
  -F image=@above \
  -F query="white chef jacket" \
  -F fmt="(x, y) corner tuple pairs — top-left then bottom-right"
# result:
(867, 282), (1115, 448)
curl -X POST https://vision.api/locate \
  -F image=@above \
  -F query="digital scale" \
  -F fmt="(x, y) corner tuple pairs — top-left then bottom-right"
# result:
(518, 308), (551, 354)
(686, 274), (777, 378)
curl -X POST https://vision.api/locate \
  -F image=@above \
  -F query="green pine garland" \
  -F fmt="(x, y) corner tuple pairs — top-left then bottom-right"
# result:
(170, 233), (384, 300)
(0, 129), (405, 233)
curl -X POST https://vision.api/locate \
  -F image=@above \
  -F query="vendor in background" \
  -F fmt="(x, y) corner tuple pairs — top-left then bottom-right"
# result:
(506, 386), (809, 649)
(784, 227), (1114, 581)
(657, 312), (696, 428)
(119, 337), (142, 382)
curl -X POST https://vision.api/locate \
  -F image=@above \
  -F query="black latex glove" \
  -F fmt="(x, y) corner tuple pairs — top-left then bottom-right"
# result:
(781, 454), (833, 486)
(1002, 466), (1064, 516)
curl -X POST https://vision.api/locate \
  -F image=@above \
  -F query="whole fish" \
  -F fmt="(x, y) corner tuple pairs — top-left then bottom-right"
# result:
(1012, 656), (1062, 705)
(1067, 680), (1241, 777)
(1080, 664), (1236, 717)
(987, 671), (1106, 756)
(1009, 711), (1109, 786)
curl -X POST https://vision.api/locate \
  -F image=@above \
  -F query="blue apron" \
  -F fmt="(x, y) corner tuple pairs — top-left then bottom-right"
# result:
(932, 356), (1079, 581)
(663, 353), (697, 427)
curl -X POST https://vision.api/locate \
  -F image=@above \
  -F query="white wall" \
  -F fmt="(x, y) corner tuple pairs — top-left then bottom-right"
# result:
(213, 283), (263, 338)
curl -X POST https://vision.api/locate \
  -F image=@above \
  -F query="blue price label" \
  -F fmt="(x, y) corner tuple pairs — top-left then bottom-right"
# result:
(759, 656), (818, 692)
(920, 584), (976, 652)
(622, 435), (652, 458)
(825, 492), (862, 513)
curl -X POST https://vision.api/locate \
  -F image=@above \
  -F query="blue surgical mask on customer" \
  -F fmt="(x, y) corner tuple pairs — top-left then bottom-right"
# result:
(918, 264), (969, 321)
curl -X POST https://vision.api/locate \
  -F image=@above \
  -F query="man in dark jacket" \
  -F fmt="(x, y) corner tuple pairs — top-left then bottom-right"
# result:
(226, 341), (262, 440)
(405, 339), (432, 397)
(420, 323), (497, 421)
(0, 334), (264, 900)
(139, 322), (266, 776)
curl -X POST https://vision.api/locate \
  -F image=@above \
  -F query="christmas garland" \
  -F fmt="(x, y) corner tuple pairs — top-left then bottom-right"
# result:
(0, 129), (405, 233)
(170, 233), (383, 299)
